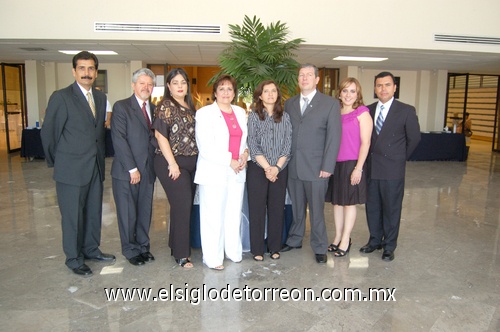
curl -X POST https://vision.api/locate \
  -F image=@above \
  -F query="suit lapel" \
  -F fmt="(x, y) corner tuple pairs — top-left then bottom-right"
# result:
(92, 88), (105, 122)
(372, 100), (399, 139)
(383, 100), (399, 131)
(302, 92), (319, 117)
(368, 103), (381, 141)
(288, 95), (302, 121)
(72, 82), (96, 122)
(150, 103), (156, 122)
(131, 96), (150, 130)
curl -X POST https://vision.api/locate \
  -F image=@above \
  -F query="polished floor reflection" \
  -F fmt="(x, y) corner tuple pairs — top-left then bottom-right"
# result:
(0, 140), (499, 331)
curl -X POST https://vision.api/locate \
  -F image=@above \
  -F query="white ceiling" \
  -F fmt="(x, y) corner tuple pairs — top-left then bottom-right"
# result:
(1, 39), (500, 75)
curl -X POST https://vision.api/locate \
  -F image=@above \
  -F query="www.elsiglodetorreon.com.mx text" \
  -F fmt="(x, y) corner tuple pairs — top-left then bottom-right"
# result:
(104, 284), (396, 305)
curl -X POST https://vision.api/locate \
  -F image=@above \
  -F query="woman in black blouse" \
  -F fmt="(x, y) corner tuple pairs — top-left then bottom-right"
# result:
(247, 80), (292, 261)
(152, 68), (198, 268)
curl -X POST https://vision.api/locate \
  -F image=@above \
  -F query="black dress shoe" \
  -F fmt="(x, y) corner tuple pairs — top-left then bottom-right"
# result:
(140, 252), (155, 262)
(72, 264), (93, 277)
(86, 253), (116, 263)
(315, 254), (327, 263)
(382, 250), (395, 261)
(128, 255), (145, 266)
(280, 244), (302, 252)
(359, 244), (383, 253)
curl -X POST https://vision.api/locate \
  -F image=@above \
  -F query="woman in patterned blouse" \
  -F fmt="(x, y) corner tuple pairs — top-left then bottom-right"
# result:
(152, 68), (198, 268)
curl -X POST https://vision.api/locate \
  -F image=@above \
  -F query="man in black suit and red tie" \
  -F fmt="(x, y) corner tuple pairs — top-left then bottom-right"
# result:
(41, 51), (116, 277)
(360, 71), (421, 261)
(111, 68), (156, 266)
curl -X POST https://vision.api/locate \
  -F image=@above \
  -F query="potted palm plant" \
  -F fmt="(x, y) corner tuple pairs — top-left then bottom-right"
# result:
(209, 15), (304, 107)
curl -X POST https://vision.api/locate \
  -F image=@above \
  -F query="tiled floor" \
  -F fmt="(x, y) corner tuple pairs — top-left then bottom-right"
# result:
(0, 140), (499, 331)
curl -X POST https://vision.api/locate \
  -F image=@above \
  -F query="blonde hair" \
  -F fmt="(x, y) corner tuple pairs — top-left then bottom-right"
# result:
(335, 77), (364, 109)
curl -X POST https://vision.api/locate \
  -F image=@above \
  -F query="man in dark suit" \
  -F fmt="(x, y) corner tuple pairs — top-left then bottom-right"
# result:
(111, 68), (156, 266)
(281, 64), (342, 264)
(41, 51), (116, 277)
(360, 71), (421, 261)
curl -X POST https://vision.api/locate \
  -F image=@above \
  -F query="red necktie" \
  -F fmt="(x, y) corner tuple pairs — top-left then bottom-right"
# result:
(141, 101), (151, 129)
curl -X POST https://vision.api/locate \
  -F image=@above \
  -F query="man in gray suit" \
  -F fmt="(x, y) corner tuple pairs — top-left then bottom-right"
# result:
(281, 64), (342, 263)
(360, 71), (421, 261)
(41, 51), (115, 277)
(111, 68), (156, 266)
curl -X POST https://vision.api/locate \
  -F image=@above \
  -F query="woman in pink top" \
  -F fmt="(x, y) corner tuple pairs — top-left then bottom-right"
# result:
(328, 77), (373, 257)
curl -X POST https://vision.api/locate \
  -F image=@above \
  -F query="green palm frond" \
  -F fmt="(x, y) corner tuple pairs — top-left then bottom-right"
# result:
(209, 15), (305, 101)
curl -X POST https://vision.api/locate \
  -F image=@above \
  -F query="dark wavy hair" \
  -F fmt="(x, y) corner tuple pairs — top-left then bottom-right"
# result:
(212, 74), (237, 103)
(162, 68), (195, 111)
(72, 51), (99, 70)
(335, 77), (365, 109)
(252, 80), (284, 122)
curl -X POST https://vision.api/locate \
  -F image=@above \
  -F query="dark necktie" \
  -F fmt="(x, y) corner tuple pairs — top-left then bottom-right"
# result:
(141, 101), (151, 129)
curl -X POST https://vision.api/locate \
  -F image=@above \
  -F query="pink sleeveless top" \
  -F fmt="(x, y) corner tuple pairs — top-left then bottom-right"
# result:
(337, 105), (369, 162)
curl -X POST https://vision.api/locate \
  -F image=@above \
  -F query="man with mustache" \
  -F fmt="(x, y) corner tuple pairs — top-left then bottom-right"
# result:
(41, 51), (115, 277)
(111, 68), (156, 266)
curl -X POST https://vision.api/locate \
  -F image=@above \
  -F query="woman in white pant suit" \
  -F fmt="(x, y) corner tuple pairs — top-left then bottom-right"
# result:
(194, 74), (249, 270)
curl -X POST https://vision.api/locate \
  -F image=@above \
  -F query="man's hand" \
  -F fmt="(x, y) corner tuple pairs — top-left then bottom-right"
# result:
(319, 170), (331, 178)
(130, 170), (141, 184)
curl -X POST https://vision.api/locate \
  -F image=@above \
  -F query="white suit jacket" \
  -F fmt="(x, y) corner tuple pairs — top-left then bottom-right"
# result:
(194, 101), (248, 185)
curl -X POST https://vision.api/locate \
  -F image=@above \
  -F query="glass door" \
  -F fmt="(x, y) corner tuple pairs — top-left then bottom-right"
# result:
(1, 63), (26, 152)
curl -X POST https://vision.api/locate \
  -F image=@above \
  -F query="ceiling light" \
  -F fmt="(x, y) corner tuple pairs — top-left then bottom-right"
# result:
(333, 56), (388, 62)
(59, 50), (118, 55)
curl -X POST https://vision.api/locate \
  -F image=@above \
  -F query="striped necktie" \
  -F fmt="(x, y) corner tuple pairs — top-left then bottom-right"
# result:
(376, 105), (385, 134)
(87, 92), (96, 118)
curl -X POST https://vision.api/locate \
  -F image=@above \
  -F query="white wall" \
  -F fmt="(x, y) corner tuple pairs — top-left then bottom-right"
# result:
(341, 68), (448, 132)
(28, 62), (447, 131)
(9, 0), (496, 129)
(2, 1), (500, 56)
(32, 62), (135, 124)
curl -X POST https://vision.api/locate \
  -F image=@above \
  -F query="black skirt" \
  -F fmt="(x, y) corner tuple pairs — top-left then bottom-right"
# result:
(325, 160), (366, 206)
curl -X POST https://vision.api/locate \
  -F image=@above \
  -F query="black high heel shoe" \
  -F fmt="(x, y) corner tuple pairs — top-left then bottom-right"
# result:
(328, 242), (340, 252)
(175, 257), (193, 268)
(334, 238), (352, 257)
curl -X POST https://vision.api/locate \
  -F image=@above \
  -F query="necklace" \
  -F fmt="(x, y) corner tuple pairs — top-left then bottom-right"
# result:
(229, 114), (237, 129)
(221, 108), (237, 129)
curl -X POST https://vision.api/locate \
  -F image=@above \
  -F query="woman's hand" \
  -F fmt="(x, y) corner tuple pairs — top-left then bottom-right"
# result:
(265, 166), (279, 182)
(237, 151), (248, 170)
(350, 168), (362, 185)
(237, 157), (247, 170)
(230, 159), (241, 174)
(168, 163), (181, 180)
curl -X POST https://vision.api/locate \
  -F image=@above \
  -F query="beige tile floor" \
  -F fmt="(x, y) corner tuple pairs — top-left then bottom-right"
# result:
(0, 139), (499, 331)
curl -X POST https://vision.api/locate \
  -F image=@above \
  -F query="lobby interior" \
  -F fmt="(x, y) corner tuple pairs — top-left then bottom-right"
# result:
(0, 138), (499, 331)
(1, 1), (500, 330)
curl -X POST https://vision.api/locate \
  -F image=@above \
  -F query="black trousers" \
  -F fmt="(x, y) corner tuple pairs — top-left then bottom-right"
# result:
(112, 169), (154, 260)
(247, 162), (288, 255)
(365, 178), (405, 251)
(155, 154), (197, 259)
(56, 162), (103, 269)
